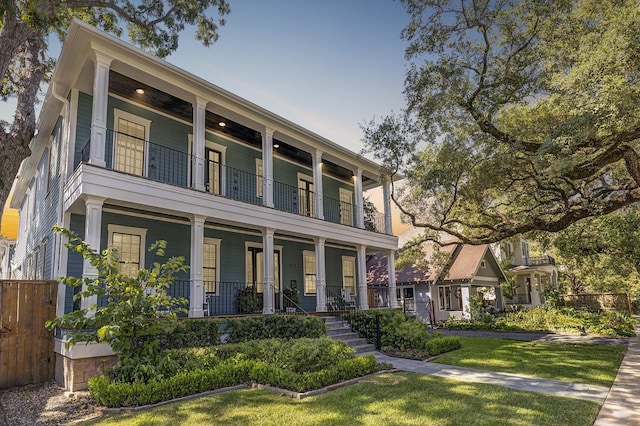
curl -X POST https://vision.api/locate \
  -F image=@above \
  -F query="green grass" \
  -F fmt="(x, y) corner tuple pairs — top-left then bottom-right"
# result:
(84, 372), (600, 426)
(433, 337), (626, 387)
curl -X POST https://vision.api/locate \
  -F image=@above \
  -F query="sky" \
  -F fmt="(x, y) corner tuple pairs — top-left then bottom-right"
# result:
(1, 0), (412, 237)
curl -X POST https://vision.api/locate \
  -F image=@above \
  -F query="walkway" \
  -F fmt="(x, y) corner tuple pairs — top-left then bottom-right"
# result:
(435, 329), (629, 346)
(368, 352), (609, 403)
(594, 318), (640, 425)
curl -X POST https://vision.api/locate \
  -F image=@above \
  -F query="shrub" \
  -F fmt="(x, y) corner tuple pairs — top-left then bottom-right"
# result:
(155, 319), (222, 350)
(225, 315), (325, 342)
(592, 311), (637, 337)
(381, 316), (430, 350)
(425, 336), (462, 355)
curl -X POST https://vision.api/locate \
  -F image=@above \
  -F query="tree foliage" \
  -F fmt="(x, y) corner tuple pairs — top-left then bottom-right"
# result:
(46, 227), (189, 382)
(546, 208), (640, 297)
(364, 0), (640, 245)
(0, 0), (230, 224)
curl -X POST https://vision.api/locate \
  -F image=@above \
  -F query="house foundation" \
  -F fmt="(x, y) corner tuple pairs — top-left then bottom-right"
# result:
(54, 339), (116, 391)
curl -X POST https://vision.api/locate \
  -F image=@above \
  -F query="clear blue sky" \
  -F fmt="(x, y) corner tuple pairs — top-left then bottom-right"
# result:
(1, 0), (410, 155)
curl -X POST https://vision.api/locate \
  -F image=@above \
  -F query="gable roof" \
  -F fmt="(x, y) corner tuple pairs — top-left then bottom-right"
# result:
(367, 240), (506, 285)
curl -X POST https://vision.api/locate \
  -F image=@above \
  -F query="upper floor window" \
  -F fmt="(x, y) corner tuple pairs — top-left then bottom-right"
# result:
(298, 174), (314, 217)
(113, 109), (151, 177)
(339, 188), (353, 226)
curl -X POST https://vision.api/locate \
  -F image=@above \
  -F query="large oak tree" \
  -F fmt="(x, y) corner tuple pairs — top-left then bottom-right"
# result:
(364, 0), (640, 245)
(0, 0), (230, 227)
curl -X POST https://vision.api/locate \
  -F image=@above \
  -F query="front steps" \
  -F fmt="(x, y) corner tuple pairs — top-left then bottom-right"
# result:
(322, 316), (376, 354)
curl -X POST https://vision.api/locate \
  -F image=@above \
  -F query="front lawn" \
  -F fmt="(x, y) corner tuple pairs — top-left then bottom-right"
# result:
(84, 372), (600, 426)
(433, 337), (626, 387)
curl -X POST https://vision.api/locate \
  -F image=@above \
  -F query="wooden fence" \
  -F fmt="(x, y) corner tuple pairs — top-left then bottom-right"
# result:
(0, 280), (58, 388)
(564, 293), (631, 313)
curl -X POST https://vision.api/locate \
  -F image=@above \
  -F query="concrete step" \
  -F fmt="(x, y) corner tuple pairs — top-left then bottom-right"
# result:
(352, 343), (377, 354)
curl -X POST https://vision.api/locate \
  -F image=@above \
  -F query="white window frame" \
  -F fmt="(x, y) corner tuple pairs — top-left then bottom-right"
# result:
(396, 285), (416, 312)
(297, 172), (314, 217)
(341, 255), (356, 296)
(303, 250), (316, 295)
(339, 188), (353, 226)
(438, 285), (463, 311)
(107, 224), (147, 278)
(113, 109), (152, 177)
(245, 241), (283, 293)
(188, 135), (227, 194)
(203, 237), (221, 294)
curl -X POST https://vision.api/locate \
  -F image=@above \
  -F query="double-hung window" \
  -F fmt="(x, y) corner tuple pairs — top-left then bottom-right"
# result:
(108, 225), (147, 279)
(341, 256), (356, 296)
(113, 110), (151, 177)
(303, 251), (316, 295)
(203, 238), (221, 293)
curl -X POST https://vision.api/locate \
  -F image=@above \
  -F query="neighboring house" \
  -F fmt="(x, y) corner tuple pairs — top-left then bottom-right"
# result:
(9, 20), (399, 318)
(368, 233), (507, 324)
(0, 239), (15, 279)
(500, 238), (558, 307)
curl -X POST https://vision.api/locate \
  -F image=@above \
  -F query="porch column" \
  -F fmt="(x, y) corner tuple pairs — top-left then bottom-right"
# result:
(89, 51), (113, 167)
(55, 212), (72, 317)
(315, 237), (327, 312)
(354, 168), (364, 229)
(382, 177), (393, 234)
(460, 285), (471, 319)
(262, 227), (275, 314)
(312, 149), (324, 220)
(387, 249), (398, 308)
(262, 127), (274, 208)
(356, 244), (369, 309)
(530, 273), (541, 306)
(192, 97), (206, 191)
(189, 214), (206, 317)
(81, 196), (105, 314)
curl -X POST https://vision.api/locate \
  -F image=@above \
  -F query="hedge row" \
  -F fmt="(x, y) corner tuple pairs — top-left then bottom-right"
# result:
(89, 355), (379, 407)
(156, 315), (326, 350)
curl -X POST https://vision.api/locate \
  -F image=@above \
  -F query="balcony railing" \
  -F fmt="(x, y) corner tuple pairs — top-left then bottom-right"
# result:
(527, 256), (555, 266)
(79, 131), (390, 234)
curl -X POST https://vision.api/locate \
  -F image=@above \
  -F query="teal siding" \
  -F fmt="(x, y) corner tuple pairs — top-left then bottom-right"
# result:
(65, 213), (86, 314)
(275, 239), (315, 312)
(74, 91), (93, 168)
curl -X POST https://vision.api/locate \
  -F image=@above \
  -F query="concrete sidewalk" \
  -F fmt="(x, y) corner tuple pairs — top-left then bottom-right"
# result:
(594, 318), (640, 425)
(368, 352), (610, 403)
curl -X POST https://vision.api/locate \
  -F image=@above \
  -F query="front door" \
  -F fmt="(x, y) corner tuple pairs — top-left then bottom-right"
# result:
(247, 247), (281, 309)
(205, 147), (221, 195)
(298, 177), (314, 217)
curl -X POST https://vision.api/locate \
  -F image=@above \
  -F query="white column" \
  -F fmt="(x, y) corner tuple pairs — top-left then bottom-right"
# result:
(356, 244), (369, 310)
(354, 168), (364, 229)
(315, 237), (327, 312)
(382, 178), (393, 235)
(192, 97), (206, 191)
(461, 286), (471, 319)
(189, 214), (206, 317)
(89, 52), (113, 168)
(387, 249), (397, 308)
(81, 196), (105, 313)
(55, 212), (72, 317)
(312, 150), (324, 220)
(262, 227), (275, 314)
(262, 127), (274, 208)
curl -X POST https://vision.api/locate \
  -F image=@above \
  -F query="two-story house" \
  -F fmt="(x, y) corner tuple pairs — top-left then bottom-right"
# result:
(500, 238), (558, 306)
(9, 20), (399, 321)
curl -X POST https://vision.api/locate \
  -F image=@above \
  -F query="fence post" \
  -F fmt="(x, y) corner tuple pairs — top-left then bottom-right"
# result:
(375, 313), (381, 350)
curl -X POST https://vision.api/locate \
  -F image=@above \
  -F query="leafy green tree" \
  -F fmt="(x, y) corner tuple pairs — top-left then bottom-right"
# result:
(46, 227), (189, 382)
(549, 209), (640, 297)
(364, 0), (640, 245)
(0, 0), (230, 224)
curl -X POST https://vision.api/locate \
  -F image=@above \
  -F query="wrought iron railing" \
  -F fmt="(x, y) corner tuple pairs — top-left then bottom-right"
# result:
(367, 285), (393, 309)
(323, 196), (354, 227)
(325, 287), (358, 311)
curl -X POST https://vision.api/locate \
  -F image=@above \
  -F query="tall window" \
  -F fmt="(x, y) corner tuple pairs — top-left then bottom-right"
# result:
(113, 110), (151, 177)
(108, 225), (147, 278)
(342, 256), (356, 296)
(203, 238), (221, 293)
(303, 251), (316, 295)
(298, 174), (314, 217)
(246, 245), (281, 293)
(438, 285), (463, 311)
(205, 148), (221, 195)
(339, 188), (353, 226)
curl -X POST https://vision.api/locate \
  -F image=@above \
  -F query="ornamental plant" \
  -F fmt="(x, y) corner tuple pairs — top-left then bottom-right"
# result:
(46, 226), (189, 382)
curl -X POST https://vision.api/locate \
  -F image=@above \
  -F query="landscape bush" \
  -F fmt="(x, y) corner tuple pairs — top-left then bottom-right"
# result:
(224, 315), (326, 342)
(89, 353), (380, 407)
(425, 336), (462, 355)
(443, 306), (636, 337)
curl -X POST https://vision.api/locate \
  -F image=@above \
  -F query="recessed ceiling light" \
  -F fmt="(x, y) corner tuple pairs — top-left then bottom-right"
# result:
(273, 143), (280, 149)
(218, 121), (226, 127)
(135, 88), (144, 94)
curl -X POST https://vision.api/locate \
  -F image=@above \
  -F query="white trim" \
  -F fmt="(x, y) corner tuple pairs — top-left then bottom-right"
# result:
(189, 134), (228, 195)
(339, 187), (353, 226)
(472, 275), (500, 283)
(54, 338), (114, 358)
(107, 224), (147, 273)
(341, 255), (356, 294)
(256, 158), (263, 198)
(303, 250), (316, 295)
